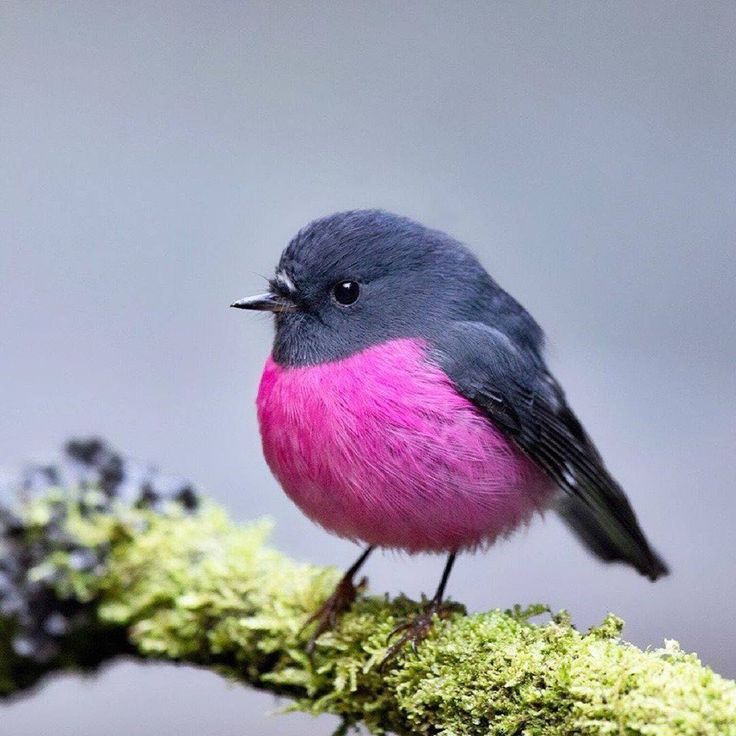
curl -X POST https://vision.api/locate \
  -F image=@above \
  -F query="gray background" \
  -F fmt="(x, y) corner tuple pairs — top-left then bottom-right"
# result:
(1, 1), (735, 733)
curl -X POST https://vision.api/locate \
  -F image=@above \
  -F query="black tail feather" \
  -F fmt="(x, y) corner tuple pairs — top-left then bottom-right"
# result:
(557, 496), (669, 581)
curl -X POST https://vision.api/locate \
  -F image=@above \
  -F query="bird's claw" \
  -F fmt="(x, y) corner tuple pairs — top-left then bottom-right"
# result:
(303, 575), (367, 655)
(379, 599), (455, 670)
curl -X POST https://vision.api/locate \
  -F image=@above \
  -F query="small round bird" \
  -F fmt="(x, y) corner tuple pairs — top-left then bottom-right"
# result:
(232, 210), (668, 657)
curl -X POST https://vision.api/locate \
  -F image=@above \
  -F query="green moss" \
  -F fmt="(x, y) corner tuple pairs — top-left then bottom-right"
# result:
(51, 504), (736, 735)
(4, 495), (736, 734)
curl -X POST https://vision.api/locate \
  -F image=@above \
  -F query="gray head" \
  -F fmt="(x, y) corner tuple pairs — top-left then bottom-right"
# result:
(232, 209), (541, 365)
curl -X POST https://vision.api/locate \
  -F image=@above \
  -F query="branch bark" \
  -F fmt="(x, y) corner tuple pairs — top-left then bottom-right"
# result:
(1, 483), (734, 735)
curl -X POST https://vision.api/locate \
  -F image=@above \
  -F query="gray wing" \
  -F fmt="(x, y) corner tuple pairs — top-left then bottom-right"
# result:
(433, 321), (668, 580)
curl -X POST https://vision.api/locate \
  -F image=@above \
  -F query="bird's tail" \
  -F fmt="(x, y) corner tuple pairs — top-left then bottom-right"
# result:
(556, 496), (669, 581)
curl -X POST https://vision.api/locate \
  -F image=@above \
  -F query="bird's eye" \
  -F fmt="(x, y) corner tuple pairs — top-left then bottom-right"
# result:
(332, 280), (360, 305)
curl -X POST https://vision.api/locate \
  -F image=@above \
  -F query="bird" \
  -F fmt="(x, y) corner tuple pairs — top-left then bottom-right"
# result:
(231, 209), (668, 659)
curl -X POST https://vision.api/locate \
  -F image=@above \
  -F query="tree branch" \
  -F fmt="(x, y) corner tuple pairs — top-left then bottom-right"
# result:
(1, 447), (735, 734)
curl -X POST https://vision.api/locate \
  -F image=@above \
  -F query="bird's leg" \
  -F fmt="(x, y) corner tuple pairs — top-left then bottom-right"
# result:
(304, 545), (374, 654)
(381, 552), (458, 667)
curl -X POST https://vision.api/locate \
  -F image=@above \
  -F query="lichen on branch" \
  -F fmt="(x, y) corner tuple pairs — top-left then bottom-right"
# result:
(1, 442), (735, 735)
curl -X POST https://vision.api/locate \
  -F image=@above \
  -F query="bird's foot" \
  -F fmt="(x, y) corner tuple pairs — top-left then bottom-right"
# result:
(380, 598), (458, 669)
(303, 574), (367, 655)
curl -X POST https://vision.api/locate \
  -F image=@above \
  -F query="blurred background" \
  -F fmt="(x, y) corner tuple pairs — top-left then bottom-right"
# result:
(1, 1), (735, 733)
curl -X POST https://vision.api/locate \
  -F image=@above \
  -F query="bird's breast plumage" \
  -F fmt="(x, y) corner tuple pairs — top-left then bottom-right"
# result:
(256, 338), (552, 552)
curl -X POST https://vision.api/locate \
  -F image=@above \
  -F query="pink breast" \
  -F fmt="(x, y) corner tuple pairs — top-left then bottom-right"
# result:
(256, 338), (552, 553)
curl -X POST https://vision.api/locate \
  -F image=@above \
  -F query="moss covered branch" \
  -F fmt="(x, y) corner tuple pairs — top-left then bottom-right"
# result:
(1, 443), (735, 734)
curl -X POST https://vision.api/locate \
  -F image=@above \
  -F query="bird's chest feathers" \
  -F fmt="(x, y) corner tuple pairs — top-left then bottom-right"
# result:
(255, 337), (549, 552)
(256, 339), (446, 486)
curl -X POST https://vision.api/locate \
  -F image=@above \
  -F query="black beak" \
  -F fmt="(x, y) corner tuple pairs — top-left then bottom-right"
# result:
(230, 292), (297, 313)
